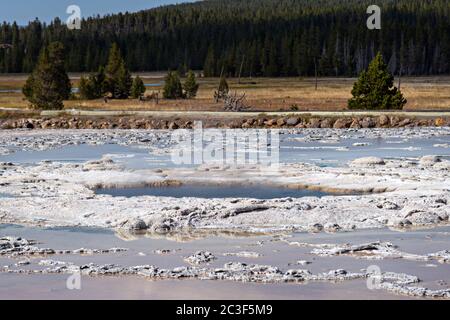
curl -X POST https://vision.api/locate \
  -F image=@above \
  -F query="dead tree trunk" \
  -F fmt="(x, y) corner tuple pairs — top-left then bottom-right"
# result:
(223, 91), (249, 112)
(238, 55), (245, 84)
(314, 57), (318, 91)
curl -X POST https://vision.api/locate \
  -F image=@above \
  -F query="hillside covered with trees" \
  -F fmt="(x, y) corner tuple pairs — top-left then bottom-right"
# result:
(0, 0), (449, 77)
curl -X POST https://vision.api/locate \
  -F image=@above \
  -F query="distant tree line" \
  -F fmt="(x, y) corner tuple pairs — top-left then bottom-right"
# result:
(22, 41), (403, 110)
(1, 0), (448, 77)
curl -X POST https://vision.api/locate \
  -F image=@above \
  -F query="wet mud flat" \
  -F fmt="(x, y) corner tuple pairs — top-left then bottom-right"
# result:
(1, 224), (450, 300)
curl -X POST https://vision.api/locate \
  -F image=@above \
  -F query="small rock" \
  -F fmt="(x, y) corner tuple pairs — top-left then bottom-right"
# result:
(264, 119), (277, 126)
(398, 219), (413, 227)
(184, 251), (216, 265)
(324, 223), (341, 233)
(308, 118), (321, 128)
(333, 118), (351, 129)
(310, 223), (324, 233)
(297, 203), (313, 211)
(151, 219), (176, 234)
(377, 201), (400, 210)
(223, 251), (262, 258)
(361, 117), (375, 128)
(128, 219), (148, 231)
(398, 119), (411, 127)
(154, 249), (178, 255)
(276, 118), (286, 126)
(350, 119), (361, 129)
(320, 119), (334, 128)
(286, 117), (300, 126)
(351, 157), (385, 166)
(419, 155), (441, 166)
(377, 115), (389, 127)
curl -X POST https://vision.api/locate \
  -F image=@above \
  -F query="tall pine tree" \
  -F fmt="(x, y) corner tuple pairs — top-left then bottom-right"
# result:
(131, 76), (146, 98)
(104, 43), (132, 99)
(163, 71), (183, 99)
(22, 42), (71, 110)
(348, 52), (407, 110)
(183, 70), (199, 99)
(79, 67), (107, 99)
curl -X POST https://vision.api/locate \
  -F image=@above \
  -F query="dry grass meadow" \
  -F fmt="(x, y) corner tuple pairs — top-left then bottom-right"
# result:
(0, 73), (449, 112)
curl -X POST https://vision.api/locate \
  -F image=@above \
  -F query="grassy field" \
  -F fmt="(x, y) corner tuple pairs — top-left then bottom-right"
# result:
(0, 73), (449, 112)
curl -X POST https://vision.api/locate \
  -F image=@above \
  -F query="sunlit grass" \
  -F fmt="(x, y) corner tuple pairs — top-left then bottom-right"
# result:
(0, 75), (449, 111)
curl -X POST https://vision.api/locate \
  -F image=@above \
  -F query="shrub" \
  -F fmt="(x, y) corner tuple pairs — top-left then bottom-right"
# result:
(183, 70), (199, 99)
(218, 75), (229, 97)
(131, 76), (146, 98)
(79, 67), (107, 100)
(163, 71), (183, 99)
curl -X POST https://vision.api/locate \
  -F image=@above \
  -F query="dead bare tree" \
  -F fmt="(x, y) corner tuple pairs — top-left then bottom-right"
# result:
(139, 91), (160, 104)
(214, 89), (228, 102)
(222, 91), (250, 112)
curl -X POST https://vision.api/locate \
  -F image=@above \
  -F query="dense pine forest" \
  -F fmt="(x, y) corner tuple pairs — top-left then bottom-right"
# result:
(0, 0), (449, 77)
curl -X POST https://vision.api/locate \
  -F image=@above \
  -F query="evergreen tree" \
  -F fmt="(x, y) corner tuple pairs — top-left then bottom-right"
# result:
(183, 70), (199, 99)
(105, 43), (132, 99)
(348, 52), (407, 110)
(115, 63), (133, 99)
(218, 75), (229, 96)
(22, 42), (71, 110)
(94, 66), (107, 96)
(131, 76), (146, 98)
(79, 67), (107, 99)
(47, 42), (72, 101)
(22, 74), (35, 101)
(79, 76), (95, 100)
(163, 71), (183, 99)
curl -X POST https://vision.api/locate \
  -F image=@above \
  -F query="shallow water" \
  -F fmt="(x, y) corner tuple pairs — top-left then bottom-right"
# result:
(0, 224), (449, 299)
(0, 89), (21, 93)
(280, 133), (450, 166)
(1, 144), (167, 169)
(0, 274), (405, 300)
(0, 88), (109, 94)
(95, 185), (338, 199)
(1, 129), (449, 169)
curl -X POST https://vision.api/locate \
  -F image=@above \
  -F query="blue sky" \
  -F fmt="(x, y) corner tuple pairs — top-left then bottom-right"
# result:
(0, 0), (194, 25)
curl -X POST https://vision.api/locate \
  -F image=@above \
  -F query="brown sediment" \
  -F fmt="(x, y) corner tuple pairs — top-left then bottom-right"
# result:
(285, 183), (390, 195)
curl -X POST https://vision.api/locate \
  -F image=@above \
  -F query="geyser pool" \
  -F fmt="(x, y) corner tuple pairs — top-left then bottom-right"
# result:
(95, 184), (349, 199)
